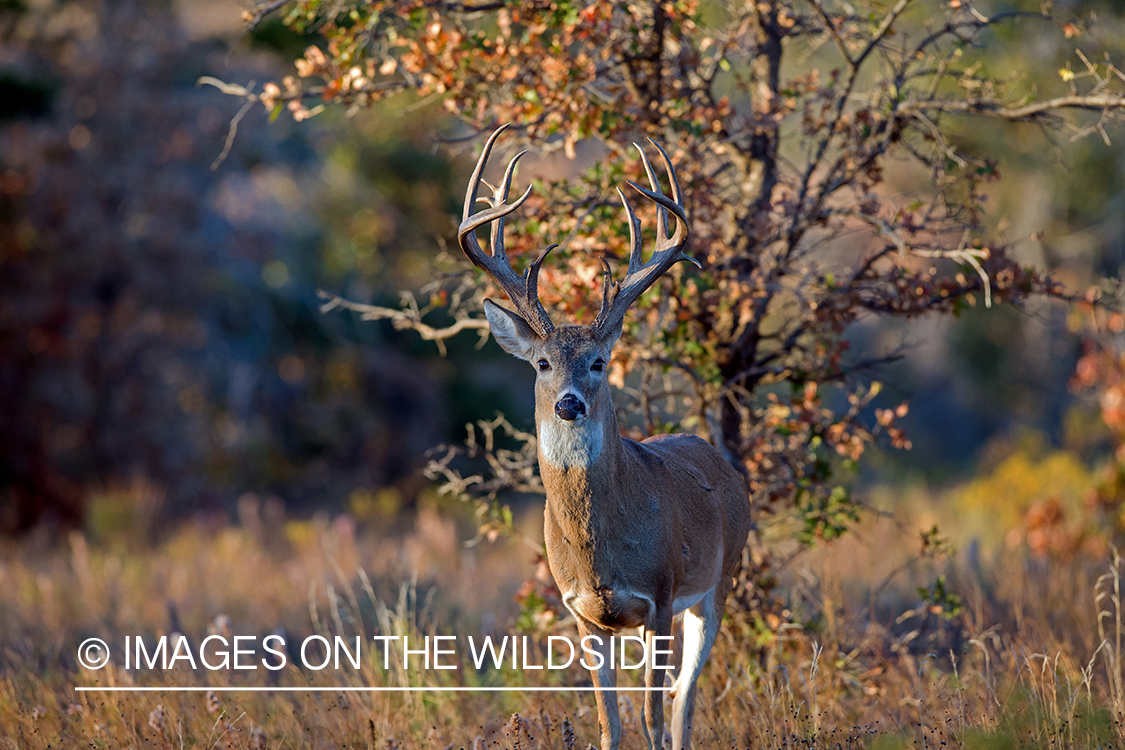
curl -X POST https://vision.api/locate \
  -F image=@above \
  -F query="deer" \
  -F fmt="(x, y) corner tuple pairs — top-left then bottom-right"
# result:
(458, 124), (752, 750)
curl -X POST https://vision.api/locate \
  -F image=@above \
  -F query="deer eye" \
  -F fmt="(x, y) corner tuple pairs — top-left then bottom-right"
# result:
(538, 359), (551, 372)
(591, 359), (605, 373)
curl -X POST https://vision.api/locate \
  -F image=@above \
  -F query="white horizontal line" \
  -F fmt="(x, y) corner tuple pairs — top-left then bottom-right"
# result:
(74, 686), (670, 692)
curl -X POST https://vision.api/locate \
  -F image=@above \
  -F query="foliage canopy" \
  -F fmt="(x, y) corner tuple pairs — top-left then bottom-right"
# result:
(230, 0), (1125, 556)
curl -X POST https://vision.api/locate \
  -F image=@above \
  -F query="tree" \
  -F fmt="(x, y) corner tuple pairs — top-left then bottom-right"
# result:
(223, 0), (1125, 565)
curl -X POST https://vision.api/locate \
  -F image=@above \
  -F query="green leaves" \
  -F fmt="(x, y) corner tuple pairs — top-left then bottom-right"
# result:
(916, 575), (964, 620)
(796, 485), (859, 546)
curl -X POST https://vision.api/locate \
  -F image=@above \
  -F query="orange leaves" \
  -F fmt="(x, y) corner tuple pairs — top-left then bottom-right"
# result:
(1047, 305), (1125, 557)
(1102, 385), (1125, 434)
(400, 44), (425, 75)
(801, 381), (819, 411)
(875, 403), (911, 450)
(259, 82), (281, 111)
(539, 56), (568, 86)
(1070, 305), (1125, 439)
(1021, 497), (1082, 558)
(874, 407), (896, 427)
(751, 378), (905, 496)
(294, 45), (328, 78)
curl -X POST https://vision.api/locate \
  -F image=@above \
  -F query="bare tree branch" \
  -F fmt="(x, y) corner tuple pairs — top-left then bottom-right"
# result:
(242, 0), (290, 31)
(804, 0), (853, 66)
(903, 94), (1125, 123)
(318, 291), (489, 356)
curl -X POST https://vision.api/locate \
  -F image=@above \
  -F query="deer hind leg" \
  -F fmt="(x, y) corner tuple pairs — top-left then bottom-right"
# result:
(640, 604), (673, 750)
(664, 616), (684, 693)
(670, 578), (730, 750)
(578, 620), (621, 750)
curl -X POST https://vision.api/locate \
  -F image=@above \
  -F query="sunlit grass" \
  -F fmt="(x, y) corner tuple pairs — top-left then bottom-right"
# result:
(2, 500), (1125, 749)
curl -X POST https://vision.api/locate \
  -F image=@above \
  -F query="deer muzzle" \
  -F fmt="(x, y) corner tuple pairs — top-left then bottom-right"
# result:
(554, 394), (586, 421)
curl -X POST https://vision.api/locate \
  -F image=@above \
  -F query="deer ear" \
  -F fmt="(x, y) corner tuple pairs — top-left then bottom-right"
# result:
(483, 299), (540, 361)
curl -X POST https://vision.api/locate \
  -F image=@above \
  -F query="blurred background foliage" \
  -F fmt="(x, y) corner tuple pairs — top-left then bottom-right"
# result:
(0, 0), (515, 539)
(0, 0), (1124, 564)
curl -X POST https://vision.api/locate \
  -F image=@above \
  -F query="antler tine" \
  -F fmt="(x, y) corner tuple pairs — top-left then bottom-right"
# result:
(526, 243), (558, 314)
(635, 141), (669, 242)
(633, 138), (688, 248)
(649, 138), (684, 200)
(488, 147), (528, 261)
(592, 141), (700, 335)
(458, 125), (555, 337)
(462, 124), (506, 223)
(598, 256), (617, 314)
(616, 186), (645, 276)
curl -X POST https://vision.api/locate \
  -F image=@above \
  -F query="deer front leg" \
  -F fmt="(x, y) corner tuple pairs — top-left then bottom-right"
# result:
(642, 604), (673, 750)
(579, 620), (620, 750)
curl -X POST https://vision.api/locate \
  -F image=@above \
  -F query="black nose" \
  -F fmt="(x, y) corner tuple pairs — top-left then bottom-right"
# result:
(554, 394), (586, 421)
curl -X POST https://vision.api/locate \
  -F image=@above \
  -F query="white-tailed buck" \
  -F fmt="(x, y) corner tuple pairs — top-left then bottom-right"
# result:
(459, 125), (751, 750)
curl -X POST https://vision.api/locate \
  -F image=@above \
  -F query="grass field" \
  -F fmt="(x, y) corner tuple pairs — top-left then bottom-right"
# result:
(2, 491), (1124, 750)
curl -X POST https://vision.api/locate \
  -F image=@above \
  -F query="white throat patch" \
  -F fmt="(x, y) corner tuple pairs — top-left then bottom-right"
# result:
(538, 417), (603, 469)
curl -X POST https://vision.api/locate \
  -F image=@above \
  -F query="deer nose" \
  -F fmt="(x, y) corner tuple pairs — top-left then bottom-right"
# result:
(554, 394), (586, 421)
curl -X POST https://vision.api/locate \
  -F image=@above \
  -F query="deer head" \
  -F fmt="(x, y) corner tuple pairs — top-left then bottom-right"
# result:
(460, 125), (700, 435)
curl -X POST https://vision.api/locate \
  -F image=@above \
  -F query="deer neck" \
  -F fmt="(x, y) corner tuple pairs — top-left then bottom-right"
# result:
(535, 396), (624, 508)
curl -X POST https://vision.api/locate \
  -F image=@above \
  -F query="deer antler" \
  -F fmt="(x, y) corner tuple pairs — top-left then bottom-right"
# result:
(592, 139), (700, 336)
(458, 124), (556, 338)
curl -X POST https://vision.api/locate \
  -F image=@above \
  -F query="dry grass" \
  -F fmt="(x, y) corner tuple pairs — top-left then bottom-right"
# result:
(2, 502), (1124, 749)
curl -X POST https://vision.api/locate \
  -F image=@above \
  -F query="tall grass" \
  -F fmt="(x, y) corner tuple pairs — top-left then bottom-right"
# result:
(1, 507), (1123, 748)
